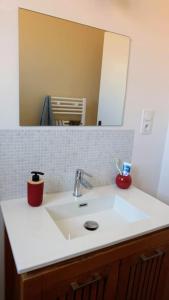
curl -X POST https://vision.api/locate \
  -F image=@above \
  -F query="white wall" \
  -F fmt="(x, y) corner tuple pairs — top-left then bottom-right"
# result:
(1, 0), (169, 299)
(158, 123), (169, 203)
(1, 0), (169, 196)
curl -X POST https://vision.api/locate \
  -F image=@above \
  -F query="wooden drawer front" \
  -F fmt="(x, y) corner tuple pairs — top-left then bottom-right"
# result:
(116, 246), (169, 300)
(42, 261), (119, 300)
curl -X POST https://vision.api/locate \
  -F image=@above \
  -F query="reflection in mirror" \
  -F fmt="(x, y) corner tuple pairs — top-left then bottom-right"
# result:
(19, 9), (130, 126)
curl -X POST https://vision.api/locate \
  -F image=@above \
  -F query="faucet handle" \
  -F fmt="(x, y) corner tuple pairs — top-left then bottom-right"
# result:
(79, 169), (92, 178)
(80, 170), (93, 189)
(81, 178), (93, 189)
(83, 170), (92, 178)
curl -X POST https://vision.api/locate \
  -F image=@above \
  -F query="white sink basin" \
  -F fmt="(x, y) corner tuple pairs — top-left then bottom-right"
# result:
(46, 195), (149, 240)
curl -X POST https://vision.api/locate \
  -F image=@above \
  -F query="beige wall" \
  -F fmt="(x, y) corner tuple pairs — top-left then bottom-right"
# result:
(19, 9), (104, 125)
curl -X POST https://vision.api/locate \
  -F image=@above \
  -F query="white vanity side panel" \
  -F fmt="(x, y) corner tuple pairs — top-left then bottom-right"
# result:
(158, 123), (169, 204)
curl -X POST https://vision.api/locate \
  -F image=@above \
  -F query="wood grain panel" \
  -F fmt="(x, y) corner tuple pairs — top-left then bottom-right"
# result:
(116, 248), (166, 300)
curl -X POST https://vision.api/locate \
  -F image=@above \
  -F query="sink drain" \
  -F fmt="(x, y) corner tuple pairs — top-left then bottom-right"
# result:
(84, 221), (99, 231)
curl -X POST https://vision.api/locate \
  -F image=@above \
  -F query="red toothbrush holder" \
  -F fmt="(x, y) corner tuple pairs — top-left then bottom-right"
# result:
(115, 174), (132, 189)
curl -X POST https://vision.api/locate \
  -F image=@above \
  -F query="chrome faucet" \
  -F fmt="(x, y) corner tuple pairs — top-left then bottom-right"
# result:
(73, 169), (93, 197)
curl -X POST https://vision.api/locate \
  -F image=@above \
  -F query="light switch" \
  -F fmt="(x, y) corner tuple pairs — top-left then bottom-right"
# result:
(143, 110), (154, 121)
(140, 110), (154, 135)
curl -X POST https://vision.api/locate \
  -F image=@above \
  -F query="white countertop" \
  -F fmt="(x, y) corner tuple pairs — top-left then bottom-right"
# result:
(1, 185), (169, 274)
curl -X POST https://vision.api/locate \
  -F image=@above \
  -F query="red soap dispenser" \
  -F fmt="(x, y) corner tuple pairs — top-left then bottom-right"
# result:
(27, 171), (44, 207)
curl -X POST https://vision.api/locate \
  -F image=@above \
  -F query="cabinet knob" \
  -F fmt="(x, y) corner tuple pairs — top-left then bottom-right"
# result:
(140, 249), (164, 262)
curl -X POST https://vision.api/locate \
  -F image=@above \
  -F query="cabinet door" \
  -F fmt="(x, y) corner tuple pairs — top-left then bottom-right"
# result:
(116, 245), (169, 300)
(43, 261), (119, 300)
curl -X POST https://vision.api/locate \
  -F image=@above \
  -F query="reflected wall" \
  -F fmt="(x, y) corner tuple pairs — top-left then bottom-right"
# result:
(19, 9), (130, 126)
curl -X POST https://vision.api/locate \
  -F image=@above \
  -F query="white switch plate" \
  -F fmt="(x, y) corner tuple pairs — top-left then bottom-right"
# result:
(140, 110), (154, 135)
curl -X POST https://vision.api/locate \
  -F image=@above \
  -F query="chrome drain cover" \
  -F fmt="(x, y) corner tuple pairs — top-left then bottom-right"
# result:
(84, 221), (99, 231)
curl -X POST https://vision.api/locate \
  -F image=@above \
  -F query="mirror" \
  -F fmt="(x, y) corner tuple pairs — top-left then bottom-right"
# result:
(19, 8), (130, 126)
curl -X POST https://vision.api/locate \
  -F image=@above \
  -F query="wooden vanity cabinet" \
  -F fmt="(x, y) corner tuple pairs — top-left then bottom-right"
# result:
(43, 260), (119, 300)
(116, 244), (169, 300)
(5, 228), (169, 300)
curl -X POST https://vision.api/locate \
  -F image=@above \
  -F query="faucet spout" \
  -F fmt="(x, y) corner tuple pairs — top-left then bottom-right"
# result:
(73, 169), (92, 197)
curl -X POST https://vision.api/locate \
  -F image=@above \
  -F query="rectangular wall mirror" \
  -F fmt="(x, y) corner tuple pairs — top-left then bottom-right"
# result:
(19, 8), (130, 126)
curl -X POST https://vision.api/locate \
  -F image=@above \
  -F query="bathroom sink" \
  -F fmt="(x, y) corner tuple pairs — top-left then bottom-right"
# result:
(46, 195), (149, 240)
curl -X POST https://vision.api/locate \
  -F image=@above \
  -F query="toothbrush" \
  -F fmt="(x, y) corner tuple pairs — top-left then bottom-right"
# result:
(113, 158), (122, 175)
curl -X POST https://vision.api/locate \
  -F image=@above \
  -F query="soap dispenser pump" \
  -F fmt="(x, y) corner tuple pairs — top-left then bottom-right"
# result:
(27, 171), (44, 207)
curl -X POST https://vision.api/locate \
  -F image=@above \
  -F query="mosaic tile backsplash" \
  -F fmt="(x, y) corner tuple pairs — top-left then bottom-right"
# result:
(0, 129), (134, 200)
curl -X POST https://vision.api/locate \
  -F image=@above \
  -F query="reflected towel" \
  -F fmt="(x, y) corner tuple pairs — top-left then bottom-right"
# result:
(40, 96), (55, 126)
